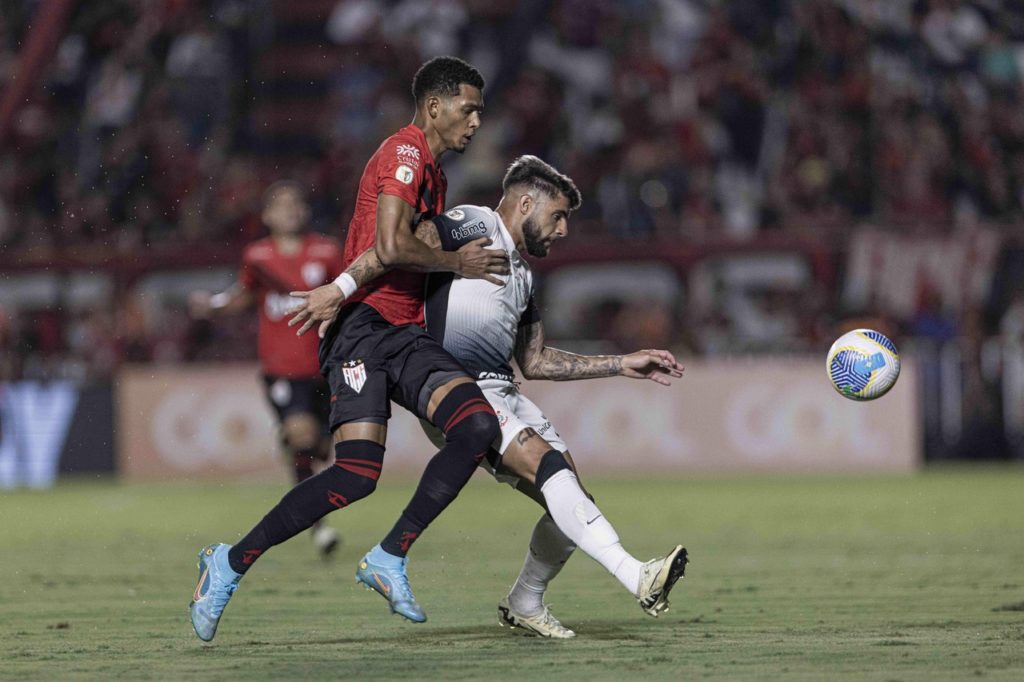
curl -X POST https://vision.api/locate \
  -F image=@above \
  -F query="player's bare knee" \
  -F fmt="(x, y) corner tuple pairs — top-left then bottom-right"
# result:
(282, 414), (319, 451)
(501, 428), (552, 482)
(501, 445), (542, 484)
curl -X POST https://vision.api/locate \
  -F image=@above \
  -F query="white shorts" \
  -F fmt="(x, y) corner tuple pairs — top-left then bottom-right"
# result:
(419, 379), (567, 487)
(479, 379), (567, 455)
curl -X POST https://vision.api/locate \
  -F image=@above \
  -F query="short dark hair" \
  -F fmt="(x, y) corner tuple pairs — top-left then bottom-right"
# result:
(502, 155), (582, 211)
(262, 179), (306, 208)
(412, 56), (485, 104)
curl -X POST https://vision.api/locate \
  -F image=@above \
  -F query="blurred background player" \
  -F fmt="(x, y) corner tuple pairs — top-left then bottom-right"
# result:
(190, 56), (509, 641)
(320, 155), (689, 638)
(189, 180), (342, 558)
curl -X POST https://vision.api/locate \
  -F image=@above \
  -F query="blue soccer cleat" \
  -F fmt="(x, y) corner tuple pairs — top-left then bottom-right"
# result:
(189, 543), (242, 641)
(355, 549), (427, 623)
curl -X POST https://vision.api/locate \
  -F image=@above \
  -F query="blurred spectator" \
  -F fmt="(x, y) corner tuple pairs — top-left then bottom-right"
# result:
(2, 0), (1024, 385)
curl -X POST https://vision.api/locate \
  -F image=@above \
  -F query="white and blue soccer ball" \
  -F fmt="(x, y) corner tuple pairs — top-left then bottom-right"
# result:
(826, 329), (900, 401)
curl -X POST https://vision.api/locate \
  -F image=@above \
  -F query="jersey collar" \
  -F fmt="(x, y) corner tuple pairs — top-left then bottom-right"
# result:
(404, 124), (438, 167)
(492, 210), (522, 262)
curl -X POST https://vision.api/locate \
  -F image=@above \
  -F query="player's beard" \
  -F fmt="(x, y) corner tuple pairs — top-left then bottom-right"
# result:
(522, 216), (548, 257)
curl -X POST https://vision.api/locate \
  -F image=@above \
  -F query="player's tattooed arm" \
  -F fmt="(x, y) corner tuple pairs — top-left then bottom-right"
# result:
(341, 220), (446, 289)
(288, 220), (446, 337)
(514, 319), (622, 381)
(514, 318), (685, 386)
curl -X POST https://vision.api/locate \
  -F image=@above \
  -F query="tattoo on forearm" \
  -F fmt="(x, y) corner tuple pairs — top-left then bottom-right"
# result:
(537, 350), (622, 380)
(516, 321), (622, 381)
(345, 248), (388, 287)
(346, 221), (444, 283)
(413, 220), (442, 248)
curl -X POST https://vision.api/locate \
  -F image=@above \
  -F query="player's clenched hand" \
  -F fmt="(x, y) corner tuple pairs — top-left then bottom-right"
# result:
(620, 349), (685, 386)
(456, 238), (509, 285)
(288, 283), (345, 337)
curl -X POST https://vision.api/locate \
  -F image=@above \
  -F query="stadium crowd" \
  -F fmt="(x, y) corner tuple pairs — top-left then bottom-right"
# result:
(2, 0), (1024, 431)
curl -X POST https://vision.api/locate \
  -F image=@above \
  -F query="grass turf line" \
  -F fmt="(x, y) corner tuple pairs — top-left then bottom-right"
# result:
(1, 466), (1023, 680)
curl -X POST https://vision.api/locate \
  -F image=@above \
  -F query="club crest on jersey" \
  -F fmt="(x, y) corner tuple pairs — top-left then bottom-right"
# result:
(396, 144), (421, 167)
(395, 165), (415, 185)
(302, 261), (326, 287)
(341, 360), (367, 393)
(445, 208), (465, 220)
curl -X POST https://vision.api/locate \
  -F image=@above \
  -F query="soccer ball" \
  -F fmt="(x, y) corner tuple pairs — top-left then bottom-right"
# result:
(826, 329), (900, 401)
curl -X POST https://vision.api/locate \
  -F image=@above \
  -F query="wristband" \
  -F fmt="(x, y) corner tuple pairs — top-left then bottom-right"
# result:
(333, 272), (358, 298)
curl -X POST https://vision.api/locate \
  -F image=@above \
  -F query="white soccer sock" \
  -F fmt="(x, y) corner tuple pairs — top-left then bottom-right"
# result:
(507, 513), (575, 617)
(540, 469), (642, 596)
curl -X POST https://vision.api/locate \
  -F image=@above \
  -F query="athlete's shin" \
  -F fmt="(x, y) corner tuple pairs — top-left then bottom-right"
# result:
(538, 461), (643, 596)
(379, 382), (498, 557)
(508, 513), (576, 616)
(228, 439), (384, 574)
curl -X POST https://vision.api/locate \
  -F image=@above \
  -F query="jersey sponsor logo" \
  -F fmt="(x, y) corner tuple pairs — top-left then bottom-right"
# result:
(341, 360), (367, 393)
(301, 261), (327, 287)
(451, 221), (486, 241)
(396, 144), (421, 167)
(477, 371), (516, 382)
(445, 208), (465, 220)
(395, 164), (415, 184)
(264, 292), (302, 322)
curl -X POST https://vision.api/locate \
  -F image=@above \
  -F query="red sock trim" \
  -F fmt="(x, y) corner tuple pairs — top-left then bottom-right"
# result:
(334, 461), (382, 480)
(443, 398), (495, 433)
(335, 457), (382, 469)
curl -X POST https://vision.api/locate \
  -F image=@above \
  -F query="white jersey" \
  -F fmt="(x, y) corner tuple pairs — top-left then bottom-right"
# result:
(424, 205), (540, 381)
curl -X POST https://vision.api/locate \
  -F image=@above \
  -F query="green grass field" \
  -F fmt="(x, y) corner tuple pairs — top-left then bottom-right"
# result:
(2, 467), (1023, 680)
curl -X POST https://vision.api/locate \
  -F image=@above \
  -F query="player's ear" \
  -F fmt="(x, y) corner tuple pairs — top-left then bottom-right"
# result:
(426, 95), (441, 120)
(519, 192), (533, 216)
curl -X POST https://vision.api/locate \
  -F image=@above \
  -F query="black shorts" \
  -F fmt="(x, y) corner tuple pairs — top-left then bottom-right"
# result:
(319, 303), (469, 431)
(262, 375), (331, 428)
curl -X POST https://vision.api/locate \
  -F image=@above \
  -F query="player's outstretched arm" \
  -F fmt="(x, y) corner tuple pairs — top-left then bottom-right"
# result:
(189, 283), (253, 319)
(514, 318), (684, 385)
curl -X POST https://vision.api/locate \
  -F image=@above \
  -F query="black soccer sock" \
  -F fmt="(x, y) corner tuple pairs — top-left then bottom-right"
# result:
(379, 382), (498, 557)
(534, 449), (571, 489)
(228, 439), (385, 574)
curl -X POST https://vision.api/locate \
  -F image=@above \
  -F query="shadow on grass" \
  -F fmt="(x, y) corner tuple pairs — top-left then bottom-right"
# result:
(192, 618), (685, 651)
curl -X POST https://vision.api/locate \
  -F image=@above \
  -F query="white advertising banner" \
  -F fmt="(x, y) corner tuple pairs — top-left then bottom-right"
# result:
(117, 360), (920, 481)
